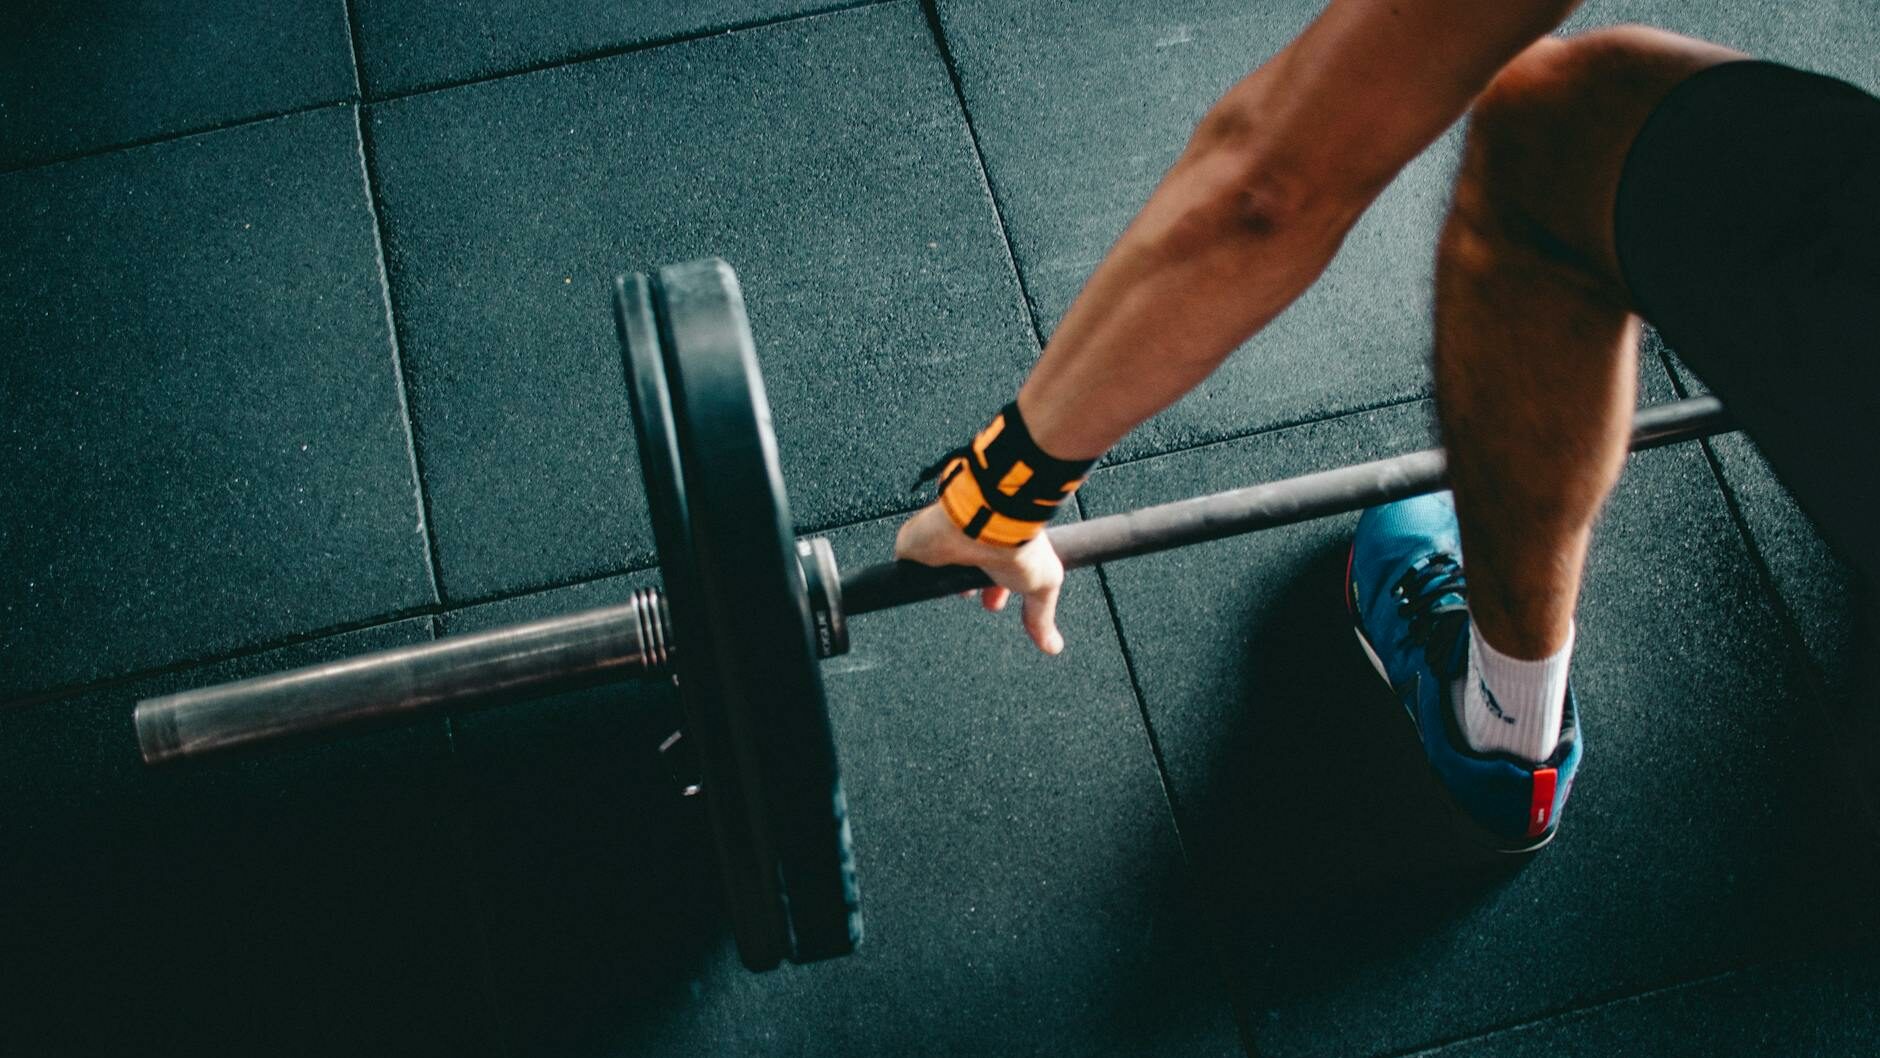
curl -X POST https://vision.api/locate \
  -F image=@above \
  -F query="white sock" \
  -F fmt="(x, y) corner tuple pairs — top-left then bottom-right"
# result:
(1450, 621), (1573, 763)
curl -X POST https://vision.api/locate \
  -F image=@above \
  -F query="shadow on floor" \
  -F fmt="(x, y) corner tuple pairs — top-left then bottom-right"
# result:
(447, 679), (725, 1054)
(1174, 541), (1529, 1007)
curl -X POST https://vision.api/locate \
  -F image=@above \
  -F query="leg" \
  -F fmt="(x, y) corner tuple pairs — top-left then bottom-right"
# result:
(1354, 27), (1877, 846)
(1435, 26), (1743, 661)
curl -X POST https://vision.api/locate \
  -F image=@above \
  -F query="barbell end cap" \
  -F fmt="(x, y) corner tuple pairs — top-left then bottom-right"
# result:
(133, 698), (183, 766)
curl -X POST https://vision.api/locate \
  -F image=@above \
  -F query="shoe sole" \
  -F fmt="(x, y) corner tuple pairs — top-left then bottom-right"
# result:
(1345, 543), (1557, 855)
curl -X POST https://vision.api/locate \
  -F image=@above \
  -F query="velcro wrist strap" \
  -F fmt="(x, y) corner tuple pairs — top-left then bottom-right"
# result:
(917, 402), (1096, 547)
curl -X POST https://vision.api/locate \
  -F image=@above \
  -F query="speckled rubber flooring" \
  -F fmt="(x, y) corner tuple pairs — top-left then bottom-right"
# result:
(4, 3), (1878, 1055)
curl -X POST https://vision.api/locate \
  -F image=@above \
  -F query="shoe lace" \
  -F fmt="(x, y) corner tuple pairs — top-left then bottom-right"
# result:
(1392, 553), (1470, 673)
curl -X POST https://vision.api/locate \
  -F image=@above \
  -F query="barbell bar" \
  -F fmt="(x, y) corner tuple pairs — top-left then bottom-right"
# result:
(840, 393), (1728, 613)
(131, 396), (1726, 765)
(132, 259), (1734, 971)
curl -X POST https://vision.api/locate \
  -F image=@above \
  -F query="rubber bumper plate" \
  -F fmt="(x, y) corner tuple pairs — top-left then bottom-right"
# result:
(615, 259), (861, 970)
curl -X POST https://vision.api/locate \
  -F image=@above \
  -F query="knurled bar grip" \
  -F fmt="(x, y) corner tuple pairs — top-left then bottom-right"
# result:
(135, 588), (671, 764)
(837, 396), (1732, 615)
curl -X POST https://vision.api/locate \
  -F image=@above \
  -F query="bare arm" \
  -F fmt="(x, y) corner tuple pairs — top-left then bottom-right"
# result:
(898, 0), (1583, 652)
(1020, 0), (1583, 457)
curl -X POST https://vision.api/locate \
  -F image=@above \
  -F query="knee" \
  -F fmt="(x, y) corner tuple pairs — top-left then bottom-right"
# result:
(1450, 26), (1738, 277)
(1446, 37), (1595, 269)
(1469, 27), (1680, 163)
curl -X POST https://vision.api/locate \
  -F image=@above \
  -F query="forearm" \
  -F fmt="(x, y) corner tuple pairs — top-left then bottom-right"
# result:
(1015, 105), (1358, 458)
(1018, 0), (1581, 459)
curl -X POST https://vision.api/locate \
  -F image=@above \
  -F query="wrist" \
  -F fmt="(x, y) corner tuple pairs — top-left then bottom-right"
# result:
(923, 401), (1098, 547)
(1013, 386), (1113, 462)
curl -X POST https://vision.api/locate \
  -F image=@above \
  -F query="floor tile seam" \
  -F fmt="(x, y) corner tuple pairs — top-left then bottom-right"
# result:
(1087, 378), (1717, 482)
(1654, 349), (1816, 664)
(1090, 393), (1433, 482)
(923, 0), (1422, 473)
(850, 28), (1236, 1001)
(350, 107), (448, 609)
(0, 422), (1757, 709)
(1075, 497), (1193, 856)
(0, 393), (1449, 708)
(0, 551), (698, 709)
(649, 401), (1443, 582)
(1656, 352), (1849, 741)
(441, 559), (665, 611)
(1691, 438), (1837, 679)
(9, 376), (1624, 710)
(1379, 958), (1782, 1058)
(339, 0), (370, 102)
(911, 26), (1334, 977)
(916, 0), (1050, 346)
(437, 710), (521, 1058)
(1358, 356), (1843, 1058)
(0, 2), (901, 176)
(359, 0), (902, 106)
(0, 601), (443, 712)
(1374, 933), (1880, 1058)
(0, 502), (901, 705)
(802, 394), (1425, 539)
(349, 4), (511, 1052)
(0, 98), (358, 177)
(1079, 493), (1263, 1058)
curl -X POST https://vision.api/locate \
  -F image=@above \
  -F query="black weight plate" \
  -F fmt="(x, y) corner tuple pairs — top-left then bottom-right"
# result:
(652, 259), (861, 965)
(614, 272), (791, 971)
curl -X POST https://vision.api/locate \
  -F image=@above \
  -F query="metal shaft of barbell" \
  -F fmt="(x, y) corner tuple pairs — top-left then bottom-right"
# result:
(137, 396), (1729, 765)
(134, 588), (671, 765)
(838, 396), (1732, 615)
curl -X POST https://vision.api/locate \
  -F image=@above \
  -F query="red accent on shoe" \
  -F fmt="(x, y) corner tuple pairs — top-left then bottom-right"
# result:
(1528, 767), (1558, 838)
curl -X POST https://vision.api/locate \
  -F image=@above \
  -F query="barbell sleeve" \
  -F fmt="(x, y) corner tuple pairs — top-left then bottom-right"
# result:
(838, 396), (1731, 616)
(135, 588), (671, 764)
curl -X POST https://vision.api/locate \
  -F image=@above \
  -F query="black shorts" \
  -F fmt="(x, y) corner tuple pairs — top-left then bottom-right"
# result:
(1615, 60), (1880, 589)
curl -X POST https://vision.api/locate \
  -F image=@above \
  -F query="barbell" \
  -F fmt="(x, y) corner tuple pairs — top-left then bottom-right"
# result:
(132, 258), (1734, 972)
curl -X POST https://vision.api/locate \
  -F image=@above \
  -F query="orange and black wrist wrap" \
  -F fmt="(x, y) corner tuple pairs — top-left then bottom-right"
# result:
(913, 402), (1096, 547)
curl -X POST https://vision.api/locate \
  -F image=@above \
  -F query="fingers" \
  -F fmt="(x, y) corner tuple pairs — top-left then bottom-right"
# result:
(960, 587), (1011, 612)
(1010, 536), (1066, 655)
(897, 502), (1066, 654)
(1020, 579), (1064, 655)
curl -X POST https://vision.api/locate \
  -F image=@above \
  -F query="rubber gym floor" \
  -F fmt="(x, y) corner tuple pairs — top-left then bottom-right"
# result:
(5, 2), (1879, 1055)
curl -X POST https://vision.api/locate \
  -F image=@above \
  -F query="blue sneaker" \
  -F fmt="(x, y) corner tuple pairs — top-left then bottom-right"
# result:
(1346, 492), (1582, 853)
